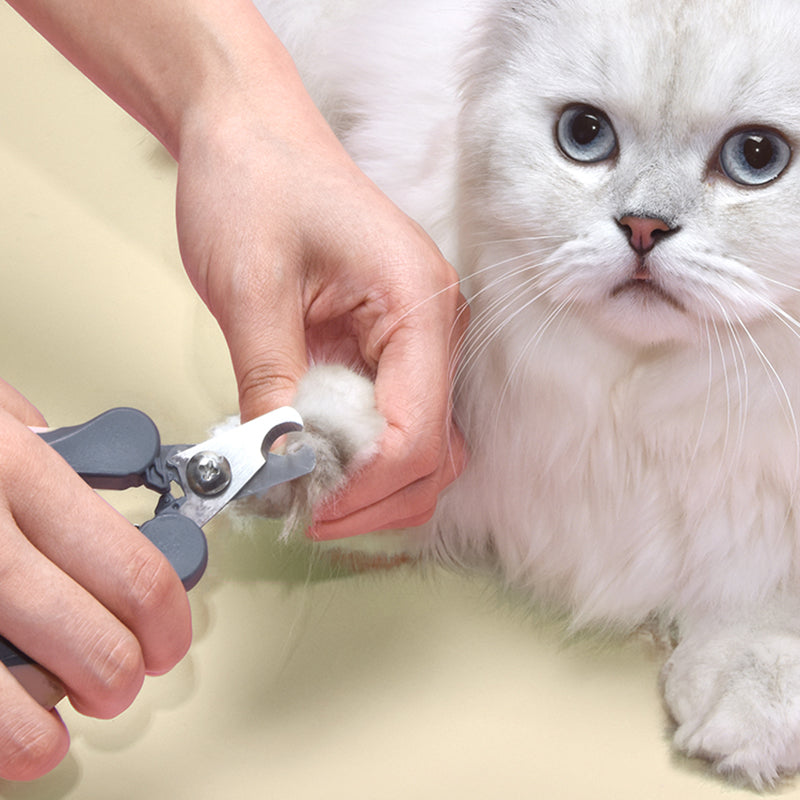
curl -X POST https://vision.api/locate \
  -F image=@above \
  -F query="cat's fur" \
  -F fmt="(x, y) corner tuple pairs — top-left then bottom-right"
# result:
(251, 0), (800, 787)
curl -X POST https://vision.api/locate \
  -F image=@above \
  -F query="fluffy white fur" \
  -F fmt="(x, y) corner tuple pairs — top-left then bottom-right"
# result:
(253, 0), (800, 787)
(234, 365), (385, 535)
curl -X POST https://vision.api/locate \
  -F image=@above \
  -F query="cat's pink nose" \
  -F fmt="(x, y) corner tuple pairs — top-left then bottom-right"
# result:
(617, 215), (675, 254)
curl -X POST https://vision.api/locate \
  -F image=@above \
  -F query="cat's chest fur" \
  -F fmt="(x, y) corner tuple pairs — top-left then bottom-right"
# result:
(444, 315), (800, 624)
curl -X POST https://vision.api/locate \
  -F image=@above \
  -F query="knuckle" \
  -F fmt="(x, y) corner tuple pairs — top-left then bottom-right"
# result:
(123, 546), (179, 624)
(444, 432), (469, 482)
(121, 545), (192, 674)
(237, 361), (301, 420)
(441, 270), (464, 303)
(414, 482), (441, 520)
(0, 717), (66, 781)
(404, 508), (437, 529)
(387, 475), (441, 531)
(452, 293), (472, 340)
(406, 433), (443, 482)
(82, 628), (143, 717)
(403, 500), (438, 529)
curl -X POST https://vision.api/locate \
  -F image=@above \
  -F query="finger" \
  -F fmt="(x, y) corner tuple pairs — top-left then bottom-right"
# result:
(311, 421), (468, 539)
(309, 496), (437, 541)
(0, 506), (146, 719)
(0, 666), (69, 781)
(320, 271), (466, 523)
(0, 415), (191, 699)
(217, 274), (309, 422)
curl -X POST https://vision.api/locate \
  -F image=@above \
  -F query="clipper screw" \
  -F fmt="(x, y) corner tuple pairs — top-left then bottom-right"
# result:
(186, 451), (232, 496)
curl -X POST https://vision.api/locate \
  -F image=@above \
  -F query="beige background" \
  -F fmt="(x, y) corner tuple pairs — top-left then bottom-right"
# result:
(0, 5), (792, 798)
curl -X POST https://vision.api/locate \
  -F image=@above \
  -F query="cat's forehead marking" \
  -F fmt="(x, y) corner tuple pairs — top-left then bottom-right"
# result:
(515, 0), (800, 138)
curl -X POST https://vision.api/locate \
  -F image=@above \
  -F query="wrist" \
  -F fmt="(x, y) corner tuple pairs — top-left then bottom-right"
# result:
(170, 2), (304, 158)
(175, 13), (341, 165)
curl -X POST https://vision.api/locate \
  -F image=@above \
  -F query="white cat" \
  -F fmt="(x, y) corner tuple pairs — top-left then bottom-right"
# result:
(251, 0), (800, 787)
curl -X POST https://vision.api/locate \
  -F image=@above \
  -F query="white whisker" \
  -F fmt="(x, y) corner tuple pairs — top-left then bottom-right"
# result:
(465, 234), (565, 250)
(703, 294), (746, 496)
(765, 302), (800, 339)
(372, 243), (554, 356)
(729, 307), (800, 495)
(684, 314), (716, 490)
(491, 286), (580, 443)
(761, 274), (800, 295)
(455, 270), (572, 391)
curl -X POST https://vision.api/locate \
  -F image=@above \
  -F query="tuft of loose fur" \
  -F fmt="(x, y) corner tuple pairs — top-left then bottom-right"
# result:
(250, 0), (800, 787)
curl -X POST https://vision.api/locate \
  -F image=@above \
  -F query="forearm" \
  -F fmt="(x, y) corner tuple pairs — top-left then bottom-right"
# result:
(6, 0), (304, 158)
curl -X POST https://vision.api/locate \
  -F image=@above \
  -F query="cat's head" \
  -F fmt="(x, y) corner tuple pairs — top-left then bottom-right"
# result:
(459, 0), (800, 347)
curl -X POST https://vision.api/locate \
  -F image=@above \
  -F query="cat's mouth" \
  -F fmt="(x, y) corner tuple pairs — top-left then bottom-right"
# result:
(610, 277), (685, 313)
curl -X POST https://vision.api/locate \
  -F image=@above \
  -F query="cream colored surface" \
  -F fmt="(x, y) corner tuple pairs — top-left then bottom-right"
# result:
(0, 5), (791, 799)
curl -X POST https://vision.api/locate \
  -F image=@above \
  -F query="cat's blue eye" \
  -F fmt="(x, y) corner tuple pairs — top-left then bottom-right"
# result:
(719, 129), (791, 186)
(556, 105), (617, 163)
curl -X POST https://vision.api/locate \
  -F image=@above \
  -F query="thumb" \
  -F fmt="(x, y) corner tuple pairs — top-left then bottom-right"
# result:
(220, 306), (309, 422)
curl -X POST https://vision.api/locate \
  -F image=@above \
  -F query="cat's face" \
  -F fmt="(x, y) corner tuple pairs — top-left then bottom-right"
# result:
(460, 0), (800, 347)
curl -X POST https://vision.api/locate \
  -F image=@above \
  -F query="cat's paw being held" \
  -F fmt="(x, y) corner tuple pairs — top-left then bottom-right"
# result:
(239, 365), (386, 536)
(663, 625), (800, 789)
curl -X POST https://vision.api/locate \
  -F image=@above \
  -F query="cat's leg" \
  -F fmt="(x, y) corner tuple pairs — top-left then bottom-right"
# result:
(662, 598), (800, 788)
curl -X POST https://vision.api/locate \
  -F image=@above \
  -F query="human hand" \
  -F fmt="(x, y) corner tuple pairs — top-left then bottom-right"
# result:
(175, 44), (468, 539)
(0, 380), (191, 780)
(7, 0), (467, 542)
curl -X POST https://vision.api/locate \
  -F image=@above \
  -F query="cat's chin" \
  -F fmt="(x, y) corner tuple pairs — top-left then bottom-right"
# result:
(592, 289), (701, 347)
(610, 278), (685, 314)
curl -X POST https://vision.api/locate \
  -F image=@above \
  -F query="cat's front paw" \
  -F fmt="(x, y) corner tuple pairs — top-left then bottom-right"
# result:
(239, 364), (386, 536)
(662, 626), (800, 789)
